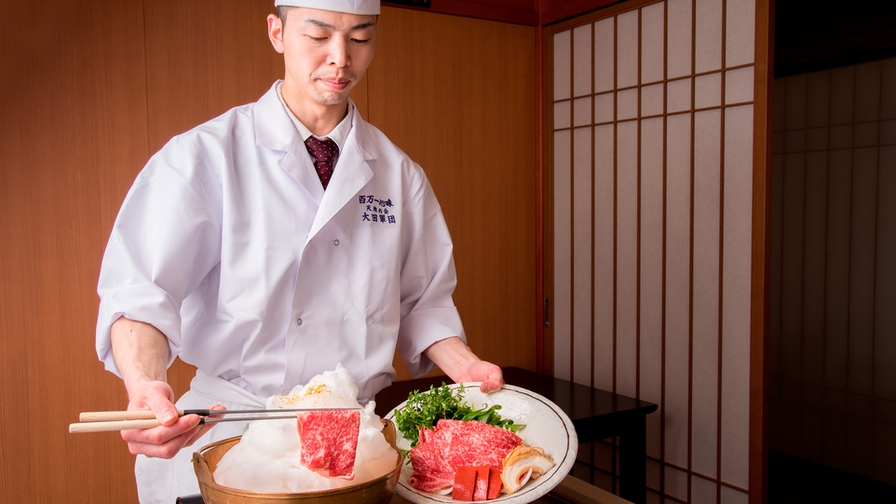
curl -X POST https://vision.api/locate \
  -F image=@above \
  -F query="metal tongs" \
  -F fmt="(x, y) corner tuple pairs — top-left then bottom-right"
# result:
(69, 407), (362, 433)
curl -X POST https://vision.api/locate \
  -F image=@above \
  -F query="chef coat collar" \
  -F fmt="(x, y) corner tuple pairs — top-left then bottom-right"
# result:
(275, 81), (353, 156)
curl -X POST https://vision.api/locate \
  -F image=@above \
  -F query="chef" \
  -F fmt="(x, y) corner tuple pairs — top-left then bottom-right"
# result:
(94, 0), (504, 501)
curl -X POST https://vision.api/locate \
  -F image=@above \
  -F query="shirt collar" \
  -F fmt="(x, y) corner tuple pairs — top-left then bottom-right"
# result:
(275, 81), (353, 154)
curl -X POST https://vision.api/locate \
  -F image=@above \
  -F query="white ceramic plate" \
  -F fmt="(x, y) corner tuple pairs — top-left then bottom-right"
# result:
(384, 383), (578, 504)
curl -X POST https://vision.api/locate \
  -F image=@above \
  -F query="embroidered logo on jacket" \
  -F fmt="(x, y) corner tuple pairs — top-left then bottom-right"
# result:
(358, 195), (396, 224)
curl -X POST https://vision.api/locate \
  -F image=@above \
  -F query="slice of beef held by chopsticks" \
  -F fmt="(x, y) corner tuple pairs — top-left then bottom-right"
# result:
(296, 409), (361, 479)
(408, 419), (522, 493)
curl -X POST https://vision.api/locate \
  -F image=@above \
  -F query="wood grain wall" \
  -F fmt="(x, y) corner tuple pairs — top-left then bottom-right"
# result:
(0, 1), (535, 501)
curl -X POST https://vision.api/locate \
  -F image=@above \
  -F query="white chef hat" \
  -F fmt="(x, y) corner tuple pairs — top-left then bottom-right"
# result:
(274, 0), (380, 15)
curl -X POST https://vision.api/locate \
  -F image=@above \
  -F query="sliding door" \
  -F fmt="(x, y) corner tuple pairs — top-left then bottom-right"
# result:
(543, 0), (772, 502)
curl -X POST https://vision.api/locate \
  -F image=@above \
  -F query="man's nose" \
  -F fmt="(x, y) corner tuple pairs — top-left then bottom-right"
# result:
(327, 38), (350, 67)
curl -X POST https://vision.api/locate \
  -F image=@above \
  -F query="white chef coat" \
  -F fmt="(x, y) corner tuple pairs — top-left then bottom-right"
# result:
(95, 80), (466, 404)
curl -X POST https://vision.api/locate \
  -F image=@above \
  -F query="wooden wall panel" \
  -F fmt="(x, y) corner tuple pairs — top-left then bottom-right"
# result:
(143, 0), (284, 153)
(0, 0), (149, 501)
(368, 7), (538, 380)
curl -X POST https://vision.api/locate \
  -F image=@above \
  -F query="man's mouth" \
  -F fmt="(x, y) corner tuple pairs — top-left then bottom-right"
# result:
(319, 77), (352, 91)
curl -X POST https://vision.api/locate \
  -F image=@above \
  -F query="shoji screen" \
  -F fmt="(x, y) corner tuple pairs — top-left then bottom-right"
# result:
(770, 58), (896, 487)
(546, 0), (769, 502)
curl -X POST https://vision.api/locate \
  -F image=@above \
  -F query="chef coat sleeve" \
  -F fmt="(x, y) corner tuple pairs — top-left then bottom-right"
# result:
(395, 168), (466, 378)
(95, 135), (222, 377)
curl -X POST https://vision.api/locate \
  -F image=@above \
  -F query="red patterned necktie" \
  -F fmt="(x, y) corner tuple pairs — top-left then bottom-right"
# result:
(304, 136), (338, 189)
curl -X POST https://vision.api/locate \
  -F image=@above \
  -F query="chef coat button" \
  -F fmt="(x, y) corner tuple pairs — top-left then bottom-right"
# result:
(296, 318), (303, 326)
(334, 239), (340, 246)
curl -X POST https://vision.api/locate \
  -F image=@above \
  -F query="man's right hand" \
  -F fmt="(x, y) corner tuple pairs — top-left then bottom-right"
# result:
(119, 379), (223, 459)
(110, 317), (223, 459)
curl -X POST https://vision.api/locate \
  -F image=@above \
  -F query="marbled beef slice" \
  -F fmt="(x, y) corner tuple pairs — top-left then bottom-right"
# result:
(296, 410), (361, 479)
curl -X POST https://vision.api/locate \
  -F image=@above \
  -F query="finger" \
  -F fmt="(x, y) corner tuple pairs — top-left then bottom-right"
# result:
(206, 404), (226, 417)
(142, 394), (179, 426)
(184, 422), (217, 448)
(120, 414), (201, 446)
(480, 367), (504, 393)
(480, 379), (504, 393)
(129, 426), (202, 459)
(180, 403), (227, 446)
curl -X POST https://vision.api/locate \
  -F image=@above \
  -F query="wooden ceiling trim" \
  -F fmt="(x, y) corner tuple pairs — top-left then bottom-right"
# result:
(385, 0), (539, 25)
(383, 0), (631, 27)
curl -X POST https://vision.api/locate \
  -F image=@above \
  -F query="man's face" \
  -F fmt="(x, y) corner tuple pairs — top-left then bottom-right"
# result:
(268, 8), (377, 111)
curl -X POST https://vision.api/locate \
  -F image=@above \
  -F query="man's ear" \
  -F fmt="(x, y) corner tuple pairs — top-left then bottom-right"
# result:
(267, 13), (285, 54)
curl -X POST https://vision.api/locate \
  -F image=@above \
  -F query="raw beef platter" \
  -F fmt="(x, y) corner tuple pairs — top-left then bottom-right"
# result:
(385, 383), (578, 503)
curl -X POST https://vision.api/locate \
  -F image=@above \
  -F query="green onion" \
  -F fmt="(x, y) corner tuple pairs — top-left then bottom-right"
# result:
(394, 383), (524, 448)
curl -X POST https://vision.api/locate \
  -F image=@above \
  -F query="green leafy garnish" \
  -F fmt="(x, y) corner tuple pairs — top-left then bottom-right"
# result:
(394, 382), (524, 448)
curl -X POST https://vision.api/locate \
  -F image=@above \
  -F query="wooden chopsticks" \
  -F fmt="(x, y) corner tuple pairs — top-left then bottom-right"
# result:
(70, 407), (361, 433)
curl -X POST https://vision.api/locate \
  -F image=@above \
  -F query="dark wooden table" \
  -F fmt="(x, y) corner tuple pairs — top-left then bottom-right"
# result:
(374, 366), (657, 504)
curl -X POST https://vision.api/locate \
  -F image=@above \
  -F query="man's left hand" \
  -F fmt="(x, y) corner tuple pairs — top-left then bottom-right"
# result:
(422, 336), (505, 393)
(459, 360), (504, 393)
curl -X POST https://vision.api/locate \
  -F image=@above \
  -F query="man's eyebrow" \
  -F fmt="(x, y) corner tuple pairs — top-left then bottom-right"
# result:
(304, 18), (335, 29)
(303, 18), (376, 31)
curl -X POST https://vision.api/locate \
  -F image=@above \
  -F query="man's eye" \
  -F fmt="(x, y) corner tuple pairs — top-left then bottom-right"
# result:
(351, 38), (370, 44)
(307, 35), (328, 42)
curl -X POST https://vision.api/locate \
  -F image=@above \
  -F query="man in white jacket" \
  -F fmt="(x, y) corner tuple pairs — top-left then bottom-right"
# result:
(95, 0), (504, 501)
